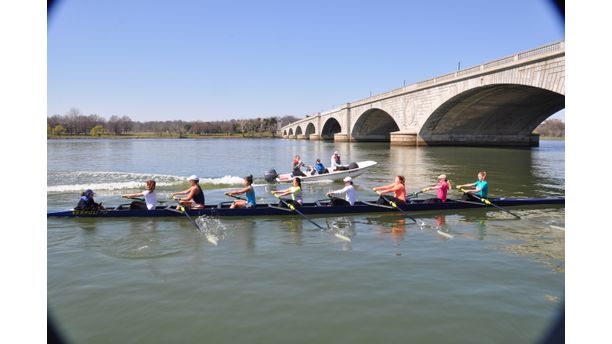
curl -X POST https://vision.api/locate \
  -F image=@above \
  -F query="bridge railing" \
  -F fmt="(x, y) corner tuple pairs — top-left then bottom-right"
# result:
(283, 41), (564, 130)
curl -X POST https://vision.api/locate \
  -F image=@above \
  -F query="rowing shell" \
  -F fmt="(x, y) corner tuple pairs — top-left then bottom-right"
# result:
(47, 197), (564, 218)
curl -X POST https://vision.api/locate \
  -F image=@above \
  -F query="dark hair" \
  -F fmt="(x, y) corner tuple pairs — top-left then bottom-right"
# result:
(396, 175), (405, 185)
(293, 177), (302, 187)
(245, 175), (253, 185)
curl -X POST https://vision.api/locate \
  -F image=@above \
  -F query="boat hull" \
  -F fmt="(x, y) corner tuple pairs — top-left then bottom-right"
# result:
(47, 197), (565, 218)
(275, 160), (377, 183)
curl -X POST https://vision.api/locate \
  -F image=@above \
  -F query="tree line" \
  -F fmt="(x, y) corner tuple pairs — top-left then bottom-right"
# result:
(534, 119), (565, 137)
(47, 108), (299, 137)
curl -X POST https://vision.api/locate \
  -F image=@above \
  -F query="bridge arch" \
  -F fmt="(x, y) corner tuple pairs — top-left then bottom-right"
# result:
(351, 108), (400, 142)
(295, 126), (303, 136)
(419, 84), (565, 145)
(321, 118), (342, 140)
(283, 129), (287, 136)
(288, 128), (294, 136)
(305, 123), (316, 136)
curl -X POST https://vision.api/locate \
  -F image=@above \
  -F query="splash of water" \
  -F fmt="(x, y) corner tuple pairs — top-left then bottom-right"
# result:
(194, 216), (228, 246)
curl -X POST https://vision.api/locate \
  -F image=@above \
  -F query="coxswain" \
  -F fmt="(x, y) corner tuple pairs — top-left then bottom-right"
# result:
(75, 189), (105, 210)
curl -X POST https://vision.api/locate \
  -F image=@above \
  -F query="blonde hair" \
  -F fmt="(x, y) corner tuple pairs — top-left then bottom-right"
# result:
(478, 171), (487, 179)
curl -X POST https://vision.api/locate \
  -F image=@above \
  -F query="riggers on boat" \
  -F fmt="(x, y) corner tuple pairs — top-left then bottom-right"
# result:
(47, 197), (564, 218)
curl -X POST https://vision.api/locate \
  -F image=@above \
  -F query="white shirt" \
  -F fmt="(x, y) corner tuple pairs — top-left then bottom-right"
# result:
(330, 185), (356, 205)
(330, 155), (343, 170)
(143, 190), (156, 210)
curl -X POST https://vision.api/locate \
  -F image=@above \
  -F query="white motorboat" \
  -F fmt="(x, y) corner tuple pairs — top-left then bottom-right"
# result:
(264, 160), (378, 184)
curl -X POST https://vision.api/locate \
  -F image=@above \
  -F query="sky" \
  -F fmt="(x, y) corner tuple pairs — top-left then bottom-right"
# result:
(47, 0), (565, 121)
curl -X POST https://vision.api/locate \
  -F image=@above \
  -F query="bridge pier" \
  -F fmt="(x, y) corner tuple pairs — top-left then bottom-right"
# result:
(333, 133), (351, 142)
(309, 134), (322, 141)
(420, 134), (540, 147)
(296, 134), (308, 140)
(390, 132), (419, 146)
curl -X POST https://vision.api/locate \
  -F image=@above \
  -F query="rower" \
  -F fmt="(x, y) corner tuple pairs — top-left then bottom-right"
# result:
(330, 151), (348, 171)
(326, 176), (356, 206)
(311, 158), (327, 175)
(456, 171), (489, 201)
(421, 174), (451, 203)
(373, 175), (407, 205)
(272, 177), (303, 208)
(224, 175), (256, 209)
(75, 189), (105, 210)
(171, 175), (205, 209)
(291, 155), (311, 177)
(122, 179), (157, 210)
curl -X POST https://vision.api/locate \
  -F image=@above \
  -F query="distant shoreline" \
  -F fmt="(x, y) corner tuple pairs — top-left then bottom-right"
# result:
(47, 133), (279, 140)
(48, 133), (565, 141)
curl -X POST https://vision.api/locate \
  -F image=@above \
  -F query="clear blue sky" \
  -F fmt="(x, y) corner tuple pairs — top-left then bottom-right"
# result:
(47, 0), (565, 121)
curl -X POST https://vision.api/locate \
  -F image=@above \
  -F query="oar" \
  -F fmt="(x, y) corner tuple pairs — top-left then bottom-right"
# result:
(418, 191), (484, 206)
(375, 191), (417, 223)
(172, 196), (218, 245)
(172, 196), (201, 229)
(122, 196), (145, 202)
(271, 192), (326, 230)
(224, 193), (245, 201)
(459, 188), (521, 219)
(271, 192), (351, 241)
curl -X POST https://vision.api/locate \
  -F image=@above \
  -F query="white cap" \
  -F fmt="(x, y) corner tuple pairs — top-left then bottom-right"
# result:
(187, 175), (199, 181)
(343, 176), (352, 182)
(334, 151), (339, 155)
(437, 174), (447, 180)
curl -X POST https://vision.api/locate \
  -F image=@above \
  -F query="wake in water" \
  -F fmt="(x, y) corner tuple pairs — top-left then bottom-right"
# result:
(47, 170), (245, 193)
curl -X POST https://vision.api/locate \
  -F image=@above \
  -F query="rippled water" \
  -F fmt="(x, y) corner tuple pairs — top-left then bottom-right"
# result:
(48, 138), (564, 343)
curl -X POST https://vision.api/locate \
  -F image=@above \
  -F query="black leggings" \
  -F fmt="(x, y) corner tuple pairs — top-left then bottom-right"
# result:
(279, 199), (301, 208)
(329, 197), (350, 207)
(377, 196), (405, 205)
(130, 201), (148, 210)
(462, 193), (482, 202)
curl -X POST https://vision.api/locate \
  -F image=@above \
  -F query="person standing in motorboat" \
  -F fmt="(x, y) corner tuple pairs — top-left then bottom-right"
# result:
(330, 151), (349, 171)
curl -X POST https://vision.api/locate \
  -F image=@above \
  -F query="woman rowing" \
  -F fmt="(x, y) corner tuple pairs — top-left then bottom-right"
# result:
(291, 155), (311, 177)
(456, 171), (489, 201)
(75, 189), (105, 210)
(171, 175), (205, 209)
(372, 175), (407, 205)
(272, 177), (303, 207)
(421, 174), (451, 203)
(122, 179), (157, 210)
(326, 176), (356, 206)
(224, 175), (256, 209)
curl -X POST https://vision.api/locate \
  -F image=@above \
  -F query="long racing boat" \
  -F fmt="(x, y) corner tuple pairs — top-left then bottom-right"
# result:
(47, 197), (564, 218)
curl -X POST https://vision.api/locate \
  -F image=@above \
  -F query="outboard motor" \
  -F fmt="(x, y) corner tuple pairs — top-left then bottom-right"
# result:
(264, 169), (279, 183)
(348, 162), (359, 170)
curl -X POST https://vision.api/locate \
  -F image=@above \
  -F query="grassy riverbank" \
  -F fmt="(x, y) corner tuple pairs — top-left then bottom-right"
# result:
(47, 132), (279, 139)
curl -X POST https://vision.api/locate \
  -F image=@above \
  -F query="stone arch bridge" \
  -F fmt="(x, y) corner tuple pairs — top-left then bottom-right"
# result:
(281, 41), (564, 146)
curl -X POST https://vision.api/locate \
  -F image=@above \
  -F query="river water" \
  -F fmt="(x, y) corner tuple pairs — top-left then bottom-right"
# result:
(47, 138), (565, 343)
